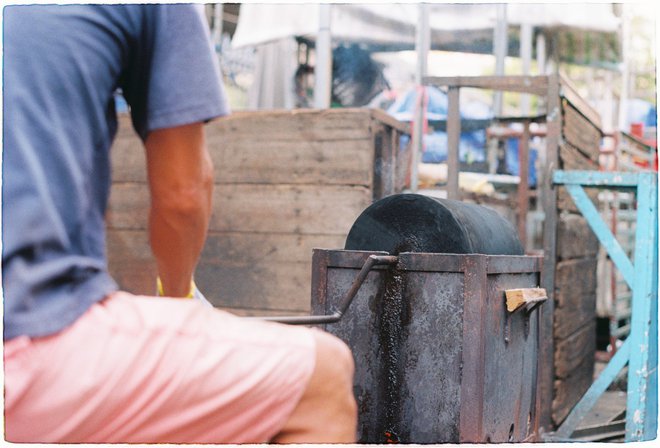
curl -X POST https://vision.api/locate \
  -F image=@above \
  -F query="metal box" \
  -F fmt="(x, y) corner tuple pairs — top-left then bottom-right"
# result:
(311, 249), (544, 444)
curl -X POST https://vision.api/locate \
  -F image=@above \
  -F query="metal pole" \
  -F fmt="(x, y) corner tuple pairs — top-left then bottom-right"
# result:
(447, 86), (460, 200)
(313, 4), (332, 109)
(212, 3), (224, 50)
(493, 3), (508, 116)
(411, 3), (430, 193)
(520, 21), (533, 115)
(536, 32), (546, 75)
(617, 4), (630, 131)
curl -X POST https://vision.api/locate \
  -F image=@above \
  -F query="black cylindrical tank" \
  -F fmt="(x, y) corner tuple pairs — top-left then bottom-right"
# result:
(345, 194), (523, 255)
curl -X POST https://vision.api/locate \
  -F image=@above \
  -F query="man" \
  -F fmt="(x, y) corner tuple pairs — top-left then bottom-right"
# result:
(3, 4), (356, 443)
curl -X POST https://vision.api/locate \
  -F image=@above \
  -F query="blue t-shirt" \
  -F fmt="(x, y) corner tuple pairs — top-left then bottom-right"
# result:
(3, 4), (229, 340)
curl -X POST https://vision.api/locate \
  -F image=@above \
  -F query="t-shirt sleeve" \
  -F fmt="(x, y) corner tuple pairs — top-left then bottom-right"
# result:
(123, 4), (229, 140)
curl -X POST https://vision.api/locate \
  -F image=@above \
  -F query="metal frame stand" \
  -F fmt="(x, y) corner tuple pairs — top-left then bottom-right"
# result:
(546, 170), (658, 442)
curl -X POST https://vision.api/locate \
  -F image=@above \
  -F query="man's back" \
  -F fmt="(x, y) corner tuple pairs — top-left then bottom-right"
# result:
(2, 5), (225, 340)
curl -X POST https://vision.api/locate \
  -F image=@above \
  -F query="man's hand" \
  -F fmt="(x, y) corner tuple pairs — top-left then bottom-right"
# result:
(145, 122), (213, 298)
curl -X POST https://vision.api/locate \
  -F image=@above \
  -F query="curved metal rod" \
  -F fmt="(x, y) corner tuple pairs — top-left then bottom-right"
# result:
(251, 254), (398, 325)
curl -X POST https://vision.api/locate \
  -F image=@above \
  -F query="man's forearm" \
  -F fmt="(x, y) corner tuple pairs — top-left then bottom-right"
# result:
(144, 123), (214, 297)
(149, 180), (212, 297)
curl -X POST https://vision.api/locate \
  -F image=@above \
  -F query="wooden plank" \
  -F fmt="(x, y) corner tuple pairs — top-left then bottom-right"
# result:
(210, 184), (371, 235)
(106, 182), (150, 230)
(211, 109), (375, 141)
(373, 123), (394, 199)
(554, 258), (598, 309)
(557, 186), (600, 213)
(215, 307), (310, 318)
(425, 75), (549, 96)
(108, 183), (372, 235)
(195, 257), (313, 311)
(559, 74), (603, 130)
(111, 115), (146, 183)
(557, 214), (599, 260)
(106, 229), (157, 295)
(395, 129), (412, 192)
(554, 320), (597, 379)
(559, 142), (599, 171)
(111, 114), (376, 186)
(554, 293), (597, 341)
(201, 231), (346, 264)
(561, 100), (602, 163)
(552, 355), (596, 425)
(540, 73), (561, 430)
(505, 288), (547, 312)
(106, 229), (345, 310)
(207, 137), (374, 186)
(369, 108), (410, 133)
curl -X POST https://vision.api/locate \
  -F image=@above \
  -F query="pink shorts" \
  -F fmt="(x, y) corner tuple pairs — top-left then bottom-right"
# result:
(4, 291), (317, 443)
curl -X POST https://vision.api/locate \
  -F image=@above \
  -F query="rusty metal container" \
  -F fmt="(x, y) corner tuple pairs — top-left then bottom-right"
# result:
(310, 249), (544, 444)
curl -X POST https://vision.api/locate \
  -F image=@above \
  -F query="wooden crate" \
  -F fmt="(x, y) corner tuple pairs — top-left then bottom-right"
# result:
(107, 108), (409, 314)
(548, 82), (603, 426)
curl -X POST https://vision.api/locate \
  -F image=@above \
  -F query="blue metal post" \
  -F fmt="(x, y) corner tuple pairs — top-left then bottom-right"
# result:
(625, 173), (658, 441)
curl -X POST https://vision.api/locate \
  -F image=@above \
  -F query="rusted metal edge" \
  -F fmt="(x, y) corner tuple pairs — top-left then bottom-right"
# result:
(310, 249), (330, 320)
(458, 255), (489, 443)
(314, 250), (542, 274)
(486, 255), (543, 274)
(322, 249), (391, 269)
(397, 252), (465, 272)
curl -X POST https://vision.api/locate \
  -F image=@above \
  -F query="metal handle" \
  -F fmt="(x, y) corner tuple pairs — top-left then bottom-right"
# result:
(249, 254), (398, 325)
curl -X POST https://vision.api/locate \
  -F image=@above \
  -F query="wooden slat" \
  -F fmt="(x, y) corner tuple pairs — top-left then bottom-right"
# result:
(554, 258), (598, 309)
(106, 229), (157, 295)
(557, 187), (600, 213)
(196, 258), (312, 311)
(552, 355), (596, 425)
(539, 73), (561, 430)
(215, 307), (310, 318)
(201, 231), (345, 264)
(554, 293), (597, 341)
(557, 214), (599, 260)
(106, 182), (150, 230)
(505, 288), (547, 312)
(561, 100), (602, 163)
(212, 109), (375, 141)
(111, 115), (146, 183)
(369, 108), (410, 133)
(554, 320), (597, 379)
(559, 74), (603, 130)
(111, 114), (378, 186)
(210, 184), (371, 235)
(106, 229), (346, 310)
(108, 183), (371, 235)
(207, 136), (374, 186)
(559, 142), (599, 171)
(425, 75), (549, 96)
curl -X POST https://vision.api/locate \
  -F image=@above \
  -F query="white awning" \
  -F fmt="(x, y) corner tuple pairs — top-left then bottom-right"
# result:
(232, 3), (620, 49)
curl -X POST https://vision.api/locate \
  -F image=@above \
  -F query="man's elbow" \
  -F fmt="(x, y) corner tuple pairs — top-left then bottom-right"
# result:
(151, 167), (214, 220)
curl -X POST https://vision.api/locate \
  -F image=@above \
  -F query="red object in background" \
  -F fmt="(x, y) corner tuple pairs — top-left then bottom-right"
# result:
(630, 122), (644, 139)
(629, 122), (658, 170)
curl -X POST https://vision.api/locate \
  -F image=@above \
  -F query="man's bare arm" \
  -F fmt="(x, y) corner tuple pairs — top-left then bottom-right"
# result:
(144, 122), (214, 297)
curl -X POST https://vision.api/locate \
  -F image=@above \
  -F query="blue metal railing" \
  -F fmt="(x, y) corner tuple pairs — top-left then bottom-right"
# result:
(548, 170), (658, 442)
